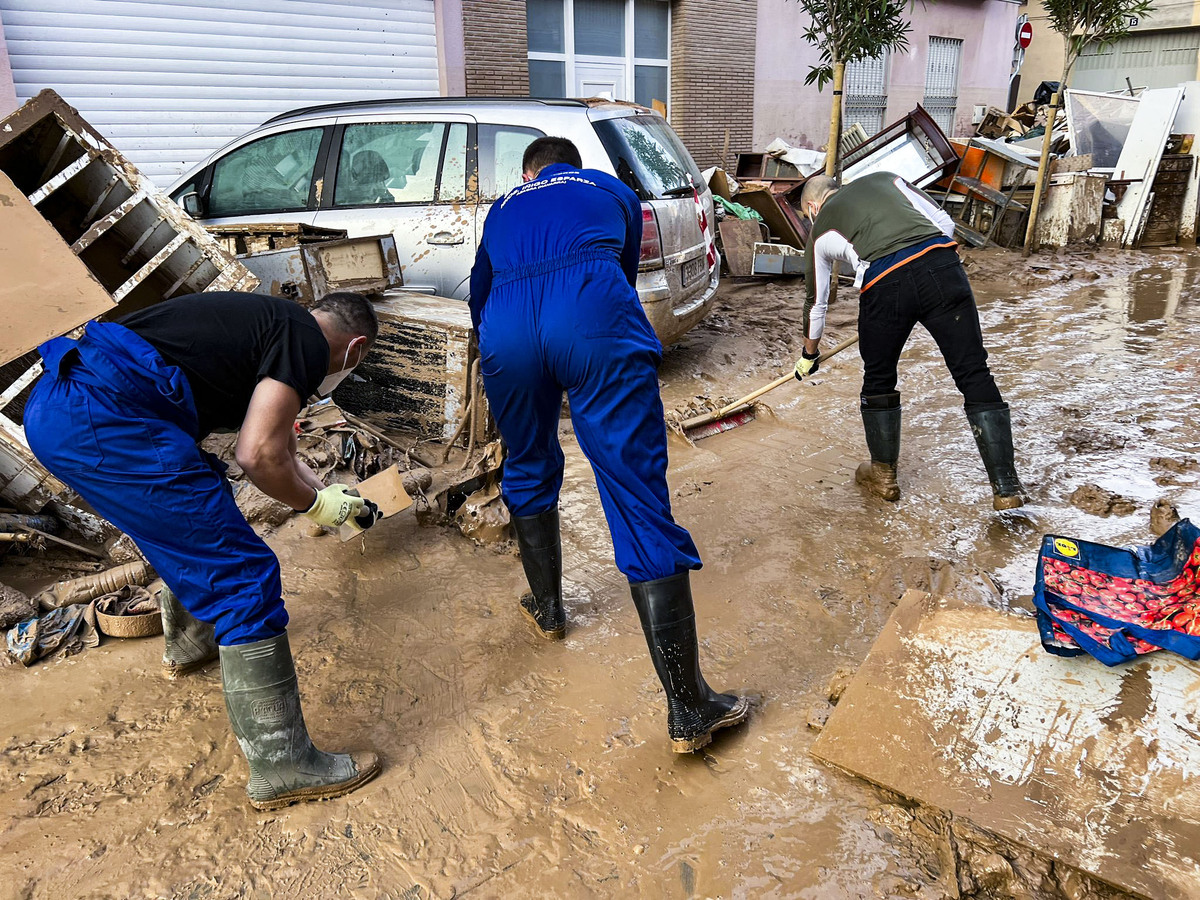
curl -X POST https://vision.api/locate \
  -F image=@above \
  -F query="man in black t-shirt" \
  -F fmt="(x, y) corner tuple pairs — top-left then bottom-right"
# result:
(25, 291), (381, 811)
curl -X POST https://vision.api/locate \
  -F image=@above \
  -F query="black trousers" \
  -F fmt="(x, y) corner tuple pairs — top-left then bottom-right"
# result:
(858, 246), (1003, 408)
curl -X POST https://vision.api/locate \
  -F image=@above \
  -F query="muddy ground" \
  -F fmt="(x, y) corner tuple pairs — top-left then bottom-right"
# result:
(2, 247), (1199, 899)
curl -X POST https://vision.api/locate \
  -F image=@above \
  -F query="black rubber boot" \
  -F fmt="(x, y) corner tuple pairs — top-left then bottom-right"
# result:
(856, 393), (901, 502)
(630, 572), (749, 753)
(966, 403), (1026, 511)
(220, 633), (380, 810)
(511, 508), (566, 639)
(160, 586), (218, 679)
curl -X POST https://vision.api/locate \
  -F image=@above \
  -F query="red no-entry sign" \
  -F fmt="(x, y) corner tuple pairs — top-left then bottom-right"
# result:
(1018, 21), (1033, 48)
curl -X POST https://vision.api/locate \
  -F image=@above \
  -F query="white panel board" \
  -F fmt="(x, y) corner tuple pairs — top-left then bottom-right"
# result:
(0, 0), (439, 186)
(1114, 86), (1184, 248)
(1172, 81), (1200, 243)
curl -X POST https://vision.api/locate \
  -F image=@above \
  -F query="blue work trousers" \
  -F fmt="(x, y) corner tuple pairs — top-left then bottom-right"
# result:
(24, 323), (287, 646)
(479, 256), (700, 583)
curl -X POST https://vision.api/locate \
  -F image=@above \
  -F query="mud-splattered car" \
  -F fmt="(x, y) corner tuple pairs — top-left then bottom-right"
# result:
(169, 98), (720, 345)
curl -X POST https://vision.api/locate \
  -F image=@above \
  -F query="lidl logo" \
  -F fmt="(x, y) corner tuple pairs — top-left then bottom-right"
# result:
(1054, 538), (1080, 558)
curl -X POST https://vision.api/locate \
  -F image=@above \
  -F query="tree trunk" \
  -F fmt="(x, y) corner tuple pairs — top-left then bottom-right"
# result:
(1022, 56), (1071, 256)
(825, 61), (846, 176)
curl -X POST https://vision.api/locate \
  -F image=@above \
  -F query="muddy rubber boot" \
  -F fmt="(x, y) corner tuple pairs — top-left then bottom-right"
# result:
(966, 404), (1026, 511)
(511, 508), (566, 639)
(160, 586), (218, 679)
(856, 395), (901, 502)
(220, 633), (380, 811)
(630, 572), (750, 753)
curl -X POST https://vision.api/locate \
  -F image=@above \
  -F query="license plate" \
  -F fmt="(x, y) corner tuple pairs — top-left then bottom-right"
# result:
(681, 256), (705, 286)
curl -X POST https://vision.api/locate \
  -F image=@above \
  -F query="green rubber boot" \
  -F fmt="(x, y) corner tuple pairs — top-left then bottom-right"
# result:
(160, 586), (218, 679)
(220, 633), (379, 810)
(966, 404), (1026, 511)
(856, 395), (902, 502)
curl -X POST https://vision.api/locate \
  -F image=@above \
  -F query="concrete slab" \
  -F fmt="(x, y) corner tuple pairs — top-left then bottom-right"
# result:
(812, 590), (1200, 899)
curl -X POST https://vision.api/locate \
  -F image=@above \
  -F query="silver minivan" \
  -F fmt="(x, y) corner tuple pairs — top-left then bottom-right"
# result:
(169, 98), (720, 345)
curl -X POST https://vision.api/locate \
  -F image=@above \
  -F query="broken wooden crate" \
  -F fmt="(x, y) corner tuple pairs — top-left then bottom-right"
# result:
(333, 292), (492, 447)
(0, 89), (256, 520)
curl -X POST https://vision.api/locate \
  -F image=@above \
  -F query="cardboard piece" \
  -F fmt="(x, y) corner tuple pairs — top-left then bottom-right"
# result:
(0, 170), (116, 366)
(338, 465), (413, 542)
(812, 590), (1200, 899)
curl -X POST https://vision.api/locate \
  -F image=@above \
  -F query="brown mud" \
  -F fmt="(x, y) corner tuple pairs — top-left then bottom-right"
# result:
(2, 247), (1200, 898)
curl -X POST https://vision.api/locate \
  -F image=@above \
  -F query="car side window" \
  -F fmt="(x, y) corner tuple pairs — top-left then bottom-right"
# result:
(478, 125), (545, 200)
(439, 123), (469, 203)
(334, 122), (455, 207)
(208, 128), (323, 216)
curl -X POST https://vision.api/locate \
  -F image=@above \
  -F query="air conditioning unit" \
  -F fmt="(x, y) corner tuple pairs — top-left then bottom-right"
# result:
(972, 104), (988, 125)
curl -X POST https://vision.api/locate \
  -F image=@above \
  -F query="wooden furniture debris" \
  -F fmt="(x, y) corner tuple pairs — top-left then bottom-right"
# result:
(940, 139), (1031, 247)
(1114, 86), (1185, 248)
(813, 589), (1200, 900)
(233, 233), (403, 306)
(840, 105), (959, 190)
(0, 89), (255, 529)
(207, 222), (349, 256)
(717, 219), (766, 276)
(1140, 153), (1195, 247)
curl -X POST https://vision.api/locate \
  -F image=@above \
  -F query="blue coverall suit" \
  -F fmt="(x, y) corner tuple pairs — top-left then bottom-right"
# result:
(469, 163), (700, 583)
(24, 324), (288, 646)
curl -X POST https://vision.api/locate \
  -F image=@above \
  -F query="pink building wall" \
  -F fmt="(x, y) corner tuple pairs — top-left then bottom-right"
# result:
(754, 0), (1021, 151)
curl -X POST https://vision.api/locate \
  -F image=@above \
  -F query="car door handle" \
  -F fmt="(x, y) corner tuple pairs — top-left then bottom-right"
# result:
(427, 231), (465, 246)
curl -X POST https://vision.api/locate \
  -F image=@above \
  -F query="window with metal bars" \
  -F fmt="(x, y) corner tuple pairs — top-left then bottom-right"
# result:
(844, 51), (889, 138)
(924, 36), (963, 136)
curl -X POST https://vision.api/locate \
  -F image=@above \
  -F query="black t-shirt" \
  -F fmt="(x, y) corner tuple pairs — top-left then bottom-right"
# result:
(119, 292), (329, 436)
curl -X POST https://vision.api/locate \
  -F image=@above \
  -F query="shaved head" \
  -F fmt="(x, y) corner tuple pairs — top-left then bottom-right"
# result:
(799, 174), (839, 213)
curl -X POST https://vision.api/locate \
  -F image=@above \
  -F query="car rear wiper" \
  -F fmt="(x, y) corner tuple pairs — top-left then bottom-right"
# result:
(660, 185), (697, 198)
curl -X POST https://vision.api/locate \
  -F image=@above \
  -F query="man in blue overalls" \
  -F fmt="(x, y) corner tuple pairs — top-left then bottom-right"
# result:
(470, 137), (748, 753)
(24, 291), (381, 809)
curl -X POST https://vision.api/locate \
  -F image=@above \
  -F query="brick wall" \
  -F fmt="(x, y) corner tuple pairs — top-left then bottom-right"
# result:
(669, 0), (758, 170)
(462, 0), (530, 95)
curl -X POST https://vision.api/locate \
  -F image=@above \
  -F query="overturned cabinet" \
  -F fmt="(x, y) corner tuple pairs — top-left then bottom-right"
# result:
(0, 89), (256, 531)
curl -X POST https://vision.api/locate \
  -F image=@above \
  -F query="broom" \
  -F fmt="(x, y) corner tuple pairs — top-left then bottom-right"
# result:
(681, 334), (860, 441)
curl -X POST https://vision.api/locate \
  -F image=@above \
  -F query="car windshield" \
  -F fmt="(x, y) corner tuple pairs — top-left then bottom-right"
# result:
(592, 115), (705, 201)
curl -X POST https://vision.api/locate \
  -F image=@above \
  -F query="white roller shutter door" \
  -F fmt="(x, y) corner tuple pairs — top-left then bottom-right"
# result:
(1, 0), (439, 186)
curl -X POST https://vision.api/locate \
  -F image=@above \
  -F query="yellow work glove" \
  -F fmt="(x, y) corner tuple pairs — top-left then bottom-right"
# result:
(304, 483), (365, 528)
(794, 347), (821, 381)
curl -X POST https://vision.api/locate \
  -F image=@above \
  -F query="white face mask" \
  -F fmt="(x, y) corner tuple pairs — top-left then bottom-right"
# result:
(316, 340), (363, 399)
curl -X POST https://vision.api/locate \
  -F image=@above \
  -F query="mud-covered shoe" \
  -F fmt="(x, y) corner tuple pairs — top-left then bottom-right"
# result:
(966, 404), (1026, 511)
(630, 572), (750, 753)
(160, 586), (219, 679)
(855, 460), (901, 502)
(512, 508), (566, 640)
(220, 632), (380, 810)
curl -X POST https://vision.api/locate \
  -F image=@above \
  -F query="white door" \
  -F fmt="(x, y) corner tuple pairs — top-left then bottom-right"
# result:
(575, 61), (627, 100)
(0, 0), (439, 188)
(314, 117), (477, 299)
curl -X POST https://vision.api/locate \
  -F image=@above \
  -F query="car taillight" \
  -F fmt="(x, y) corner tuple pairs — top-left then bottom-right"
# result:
(640, 203), (663, 269)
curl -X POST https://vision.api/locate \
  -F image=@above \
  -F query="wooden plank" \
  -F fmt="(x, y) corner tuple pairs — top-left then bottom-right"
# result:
(27, 153), (92, 206)
(0, 171), (116, 366)
(812, 590), (1200, 900)
(111, 232), (187, 302)
(70, 190), (147, 253)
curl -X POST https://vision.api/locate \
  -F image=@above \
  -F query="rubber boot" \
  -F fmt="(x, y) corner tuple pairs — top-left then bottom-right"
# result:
(511, 508), (566, 639)
(856, 395), (902, 502)
(220, 632), (380, 810)
(630, 572), (749, 753)
(160, 586), (218, 679)
(966, 404), (1026, 511)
